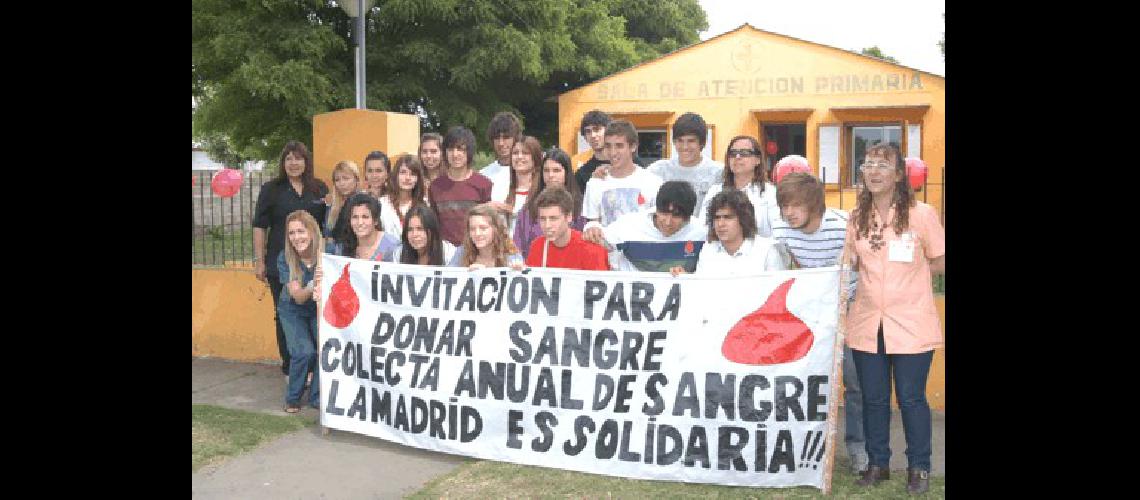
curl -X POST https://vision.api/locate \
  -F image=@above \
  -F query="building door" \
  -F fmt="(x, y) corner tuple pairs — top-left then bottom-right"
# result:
(637, 129), (667, 165)
(761, 123), (807, 173)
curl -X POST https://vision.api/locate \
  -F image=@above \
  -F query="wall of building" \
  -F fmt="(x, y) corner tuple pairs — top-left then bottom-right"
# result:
(558, 25), (944, 215)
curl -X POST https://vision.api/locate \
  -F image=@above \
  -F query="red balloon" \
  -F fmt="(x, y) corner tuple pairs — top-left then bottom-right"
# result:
(772, 155), (811, 184)
(211, 169), (244, 198)
(905, 157), (928, 190)
(765, 141), (778, 156)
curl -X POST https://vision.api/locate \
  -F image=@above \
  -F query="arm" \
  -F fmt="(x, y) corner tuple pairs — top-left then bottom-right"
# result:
(928, 255), (945, 275)
(764, 241), (788, 271)
(253, 227), (268, 282)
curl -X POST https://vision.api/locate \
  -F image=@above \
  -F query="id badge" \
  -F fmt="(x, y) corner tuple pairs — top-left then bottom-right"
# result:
(888, 237), (915, 263)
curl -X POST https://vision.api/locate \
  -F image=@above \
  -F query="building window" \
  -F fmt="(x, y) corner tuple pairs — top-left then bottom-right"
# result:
(761, 123), (807, 173)
(849, 124), (902, 187)
(637, 130), (667, 164)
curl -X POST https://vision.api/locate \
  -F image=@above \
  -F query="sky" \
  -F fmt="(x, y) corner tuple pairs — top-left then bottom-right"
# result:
(697, 0), (945, 76)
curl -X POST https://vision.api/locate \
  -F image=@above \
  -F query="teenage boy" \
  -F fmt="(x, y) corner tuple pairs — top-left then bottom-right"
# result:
(482, 112), (521, 186)
(429, 126), (492, 245)
(581, 120), (663, 227)
(574, 110), (611, 191)
(647, 112), (723, 209)
(525, 187), (609, 271)
(419, 132), (444, 185)
(584, 181), (706, 272)
(679, 189), (787, 275)
(772, 171), (867, 474)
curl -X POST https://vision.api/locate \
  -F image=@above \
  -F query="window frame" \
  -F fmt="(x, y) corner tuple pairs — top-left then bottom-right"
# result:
(842, 121), (906, 188)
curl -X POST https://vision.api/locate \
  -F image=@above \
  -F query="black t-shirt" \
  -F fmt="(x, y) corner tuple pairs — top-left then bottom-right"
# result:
(253, 178), (329, 278)
(574, 154), (650, 192)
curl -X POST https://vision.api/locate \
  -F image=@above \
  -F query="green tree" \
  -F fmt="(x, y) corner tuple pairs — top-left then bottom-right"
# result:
(859, 46), (899, 64)
(193, 0), (707, 161)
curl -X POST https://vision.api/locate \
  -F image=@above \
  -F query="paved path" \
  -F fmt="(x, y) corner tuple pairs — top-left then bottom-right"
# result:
(192, 356), (943, 498)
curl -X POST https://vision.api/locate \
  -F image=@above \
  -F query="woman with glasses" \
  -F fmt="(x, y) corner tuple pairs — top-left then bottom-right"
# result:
(698, 135), (777, 237)
(845, 143), (944, 495)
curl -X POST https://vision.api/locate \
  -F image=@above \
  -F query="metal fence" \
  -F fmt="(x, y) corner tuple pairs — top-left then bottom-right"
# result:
(192, 170), (269, 267)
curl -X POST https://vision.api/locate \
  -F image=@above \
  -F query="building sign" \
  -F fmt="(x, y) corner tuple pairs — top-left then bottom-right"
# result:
(595, 72), (924, 101)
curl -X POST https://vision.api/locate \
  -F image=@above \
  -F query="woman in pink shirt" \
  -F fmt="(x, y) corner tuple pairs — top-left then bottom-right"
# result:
(845, 143), (945, 494)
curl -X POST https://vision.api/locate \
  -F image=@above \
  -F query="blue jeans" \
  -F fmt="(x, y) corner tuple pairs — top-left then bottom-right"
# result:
(842, 345), (867, 463)
(851, 326), (934, 471)
(279, 305), (319, 408)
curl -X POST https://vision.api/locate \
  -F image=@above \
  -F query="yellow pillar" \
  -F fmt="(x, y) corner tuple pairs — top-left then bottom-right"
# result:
(312, 109), (421, 184)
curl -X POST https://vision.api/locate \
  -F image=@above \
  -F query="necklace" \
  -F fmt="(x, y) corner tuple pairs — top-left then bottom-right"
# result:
(869, 208), (885, 251)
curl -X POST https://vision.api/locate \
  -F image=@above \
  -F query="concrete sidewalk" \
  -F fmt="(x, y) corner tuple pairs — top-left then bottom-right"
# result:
(192, 357), (944, 498)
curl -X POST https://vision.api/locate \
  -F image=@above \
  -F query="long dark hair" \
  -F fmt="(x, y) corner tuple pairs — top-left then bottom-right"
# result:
(339, 193), (383, 257)
(853, 142), (914, 239)
(507, 136), (543, 207)
(525, 147), (582, 219)
(399, 204), (446, 265)
(388, 154), (426, 207)
(276, 141), (325, 195)
(722, 135), (769, 194)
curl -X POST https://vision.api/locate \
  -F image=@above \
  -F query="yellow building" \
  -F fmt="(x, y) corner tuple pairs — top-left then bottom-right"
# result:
(558, 23), (945, 214)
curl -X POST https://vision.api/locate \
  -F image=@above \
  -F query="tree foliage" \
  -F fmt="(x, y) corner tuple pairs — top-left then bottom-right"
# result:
(859, 46), (898, 64)
(193, 0), (707, 161)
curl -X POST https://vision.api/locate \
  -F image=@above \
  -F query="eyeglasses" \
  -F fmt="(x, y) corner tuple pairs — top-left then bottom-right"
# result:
(859, 162), (894, 171)
(727, 149), (759, 159)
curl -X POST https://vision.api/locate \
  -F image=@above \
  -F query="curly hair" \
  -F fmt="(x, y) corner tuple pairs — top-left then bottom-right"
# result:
(704, 189), (758, 242)
(853, 142), (914, 239)
(461, 203), (519, 267)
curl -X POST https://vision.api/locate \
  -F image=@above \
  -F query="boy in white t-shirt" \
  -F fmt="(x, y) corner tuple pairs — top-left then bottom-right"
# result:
(646, 112), (723, 209)
(581, 119), (663, 227)
(480, 111), (521, 185)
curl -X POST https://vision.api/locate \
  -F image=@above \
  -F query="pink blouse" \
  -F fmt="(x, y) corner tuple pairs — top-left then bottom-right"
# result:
(845, 202), (945, 354)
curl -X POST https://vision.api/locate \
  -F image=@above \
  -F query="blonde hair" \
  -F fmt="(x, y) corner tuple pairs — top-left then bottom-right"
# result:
(283, 210), (323, 285)
(461, 203), (518, 267)
(328, 160), (362, 229)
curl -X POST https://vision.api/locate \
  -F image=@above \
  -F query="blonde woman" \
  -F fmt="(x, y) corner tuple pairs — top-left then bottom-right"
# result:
(455, 203), (524, 270)
(325, 160), (362, 240)
(277, 210), (323, 413)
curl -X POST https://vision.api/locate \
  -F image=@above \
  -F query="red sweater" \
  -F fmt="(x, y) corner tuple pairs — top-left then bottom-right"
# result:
(526, 229), (610, 271)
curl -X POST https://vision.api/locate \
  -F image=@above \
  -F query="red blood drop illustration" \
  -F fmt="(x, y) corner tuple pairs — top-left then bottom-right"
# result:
(721, 278), (814, 365)
(323, 265), (360, 329)
(637, 193), (646, 205)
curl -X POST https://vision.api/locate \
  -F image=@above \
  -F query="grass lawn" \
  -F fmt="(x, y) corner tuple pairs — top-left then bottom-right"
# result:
(409, 456), (944, 499)
(192, 404), (313, 471)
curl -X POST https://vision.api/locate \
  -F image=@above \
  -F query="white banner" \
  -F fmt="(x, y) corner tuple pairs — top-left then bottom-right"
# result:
(317, 254), (841, 489)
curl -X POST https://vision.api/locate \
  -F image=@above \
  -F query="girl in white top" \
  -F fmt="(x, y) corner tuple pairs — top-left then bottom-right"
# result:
(379, 154), (429, 237)
(699, 135), (778, 238)
(490, 136), (542, 237)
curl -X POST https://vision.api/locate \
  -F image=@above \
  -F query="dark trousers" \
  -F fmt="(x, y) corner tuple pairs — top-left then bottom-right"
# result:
(267, 274), (290, 374)
(851, 325), (934, 471)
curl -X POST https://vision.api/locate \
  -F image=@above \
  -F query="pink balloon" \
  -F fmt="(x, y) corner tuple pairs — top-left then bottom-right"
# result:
(772, 155), (811, 184)
(905, 157), (928, 190)
(211, 169), (244, 198)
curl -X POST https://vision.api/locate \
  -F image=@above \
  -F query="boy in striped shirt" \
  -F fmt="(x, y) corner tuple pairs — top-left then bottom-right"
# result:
(772, 171), (868, 475)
